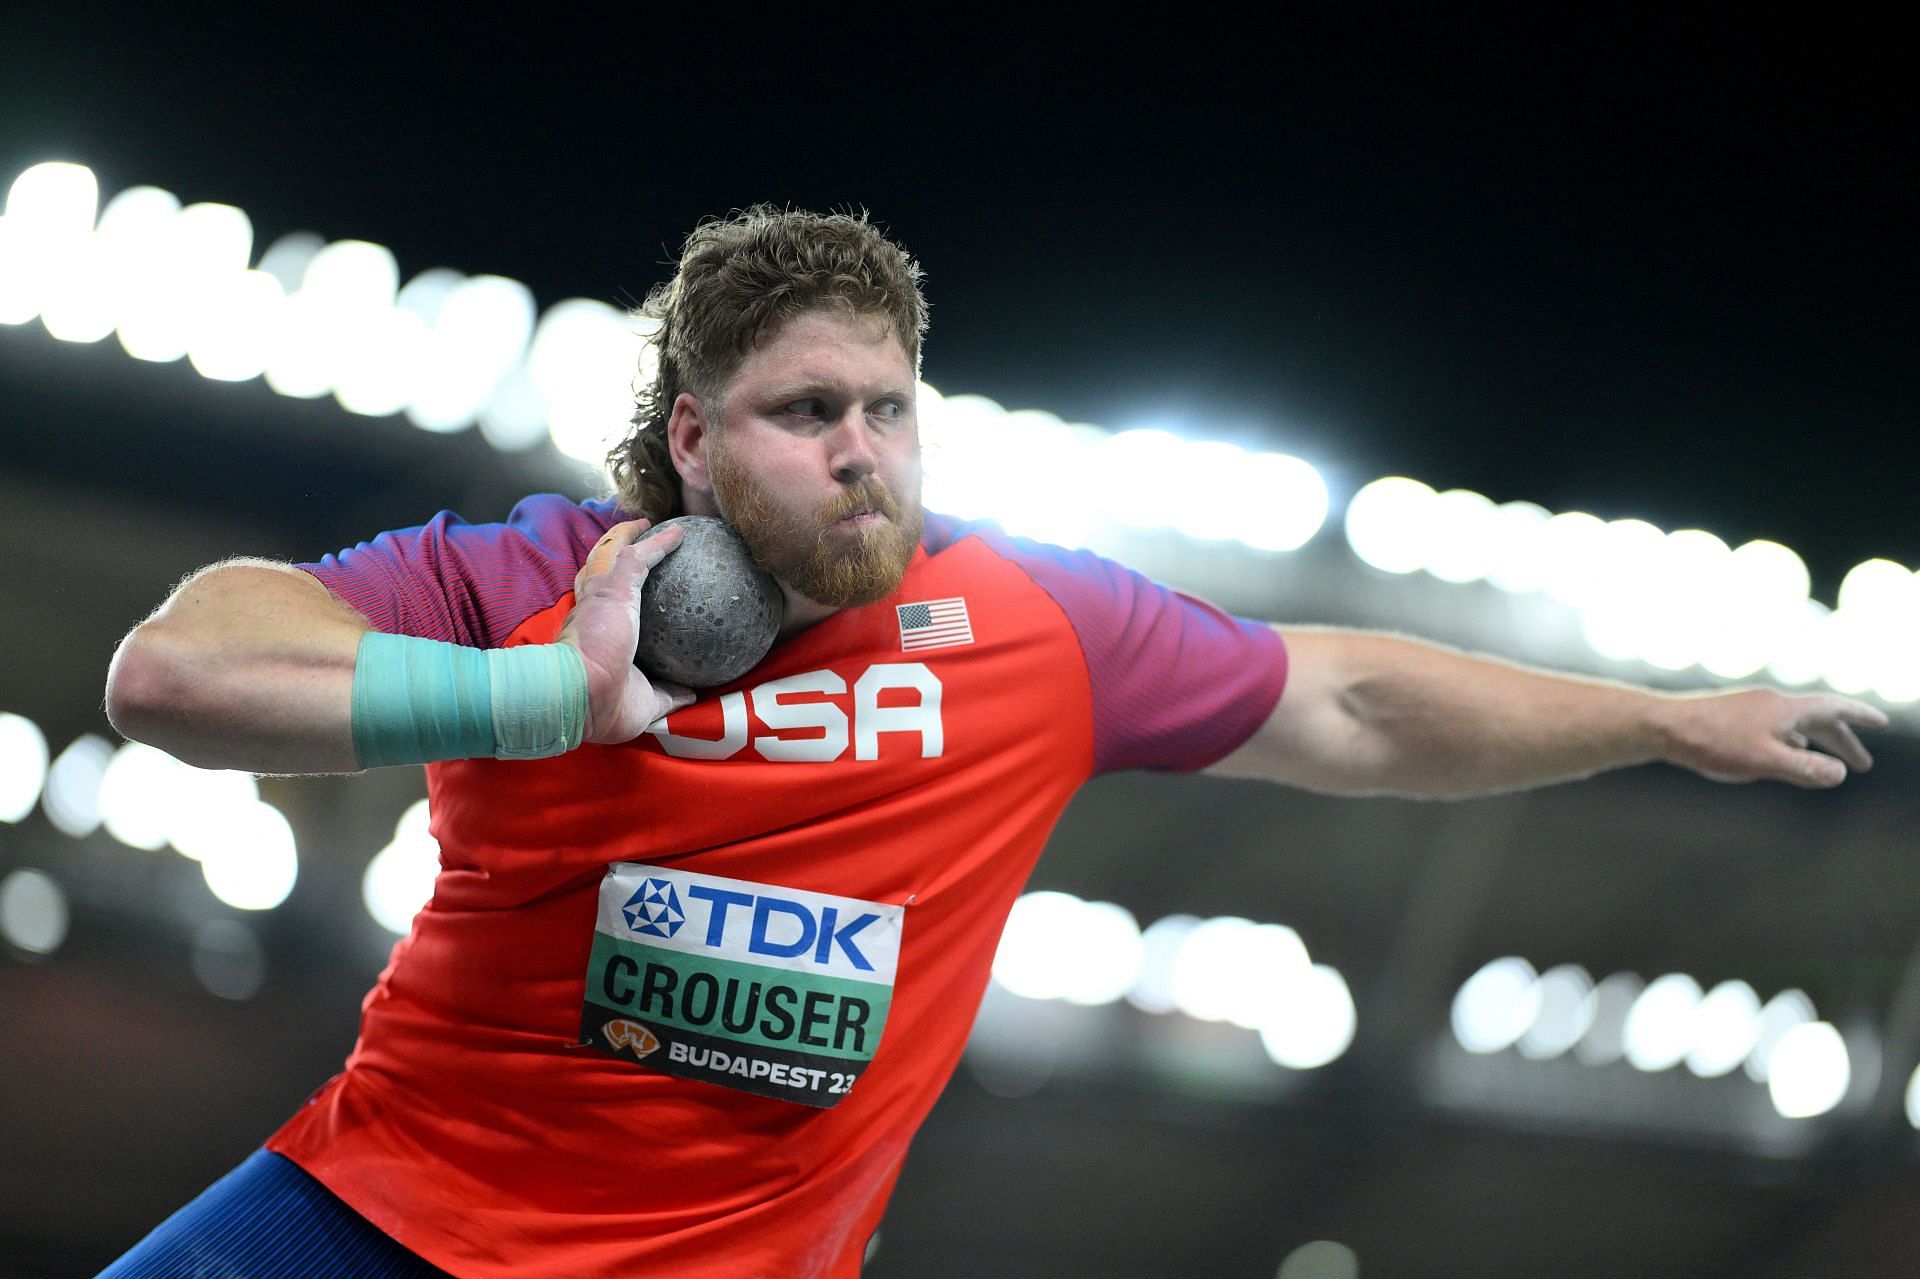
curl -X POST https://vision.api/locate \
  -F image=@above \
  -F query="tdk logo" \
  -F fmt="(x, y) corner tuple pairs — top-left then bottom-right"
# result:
(605, 865), (904, 985)
(688, 884), (880, 972)
(621, 878), (685, 939)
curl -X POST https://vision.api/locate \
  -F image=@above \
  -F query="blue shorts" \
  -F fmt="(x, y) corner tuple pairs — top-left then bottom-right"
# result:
(98, 1149), (450, 1278)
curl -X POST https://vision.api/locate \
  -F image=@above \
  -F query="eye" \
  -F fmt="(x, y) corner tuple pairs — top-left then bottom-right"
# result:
(785, 397), (827, 419)
(871, 399), (906, 421)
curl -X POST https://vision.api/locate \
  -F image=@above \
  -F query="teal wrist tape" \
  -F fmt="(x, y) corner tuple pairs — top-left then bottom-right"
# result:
(487, 643), (588, 759)
(350, 633), (588, 768)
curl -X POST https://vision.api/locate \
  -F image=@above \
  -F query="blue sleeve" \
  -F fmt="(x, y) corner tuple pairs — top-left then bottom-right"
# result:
(298, 495), (624, 647)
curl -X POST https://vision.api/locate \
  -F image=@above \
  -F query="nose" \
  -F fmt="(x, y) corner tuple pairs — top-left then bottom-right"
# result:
(827, 414), (877, 485)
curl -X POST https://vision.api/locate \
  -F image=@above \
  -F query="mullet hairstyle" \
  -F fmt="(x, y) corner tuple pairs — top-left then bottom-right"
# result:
(608, 205), (929, 519)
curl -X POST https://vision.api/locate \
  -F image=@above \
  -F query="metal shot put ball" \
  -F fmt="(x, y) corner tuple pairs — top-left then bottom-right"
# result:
(631, 516), (784, 688)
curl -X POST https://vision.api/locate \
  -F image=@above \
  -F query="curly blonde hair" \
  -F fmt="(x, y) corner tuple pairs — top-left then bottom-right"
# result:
(608, 206), (928, 519)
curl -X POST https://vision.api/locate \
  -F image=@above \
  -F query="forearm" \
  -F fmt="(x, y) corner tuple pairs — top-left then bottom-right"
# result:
(1215, 628), (1678, 798)
(1218, 625), (1880, 798)
(106, 561), (366, 773)
(106, 524), (691, 776)
(1322, 633), (1667, 797)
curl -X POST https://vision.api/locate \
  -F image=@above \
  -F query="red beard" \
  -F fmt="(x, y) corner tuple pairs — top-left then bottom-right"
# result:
(710, 442), (924, 609)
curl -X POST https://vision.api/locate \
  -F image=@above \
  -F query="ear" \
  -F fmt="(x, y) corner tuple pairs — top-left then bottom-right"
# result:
(667, 391), (718, 505)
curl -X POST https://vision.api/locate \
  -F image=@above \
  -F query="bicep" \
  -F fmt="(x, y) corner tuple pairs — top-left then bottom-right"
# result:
(1207, 627), (1381, 792)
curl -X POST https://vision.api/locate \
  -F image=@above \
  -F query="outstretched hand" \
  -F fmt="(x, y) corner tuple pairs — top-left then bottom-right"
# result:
(559, 519), (696, 744)
(1659, 688), (1889, 789)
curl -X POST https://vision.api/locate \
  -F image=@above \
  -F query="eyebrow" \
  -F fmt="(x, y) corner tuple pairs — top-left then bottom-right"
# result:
(759, 379), (916, 403)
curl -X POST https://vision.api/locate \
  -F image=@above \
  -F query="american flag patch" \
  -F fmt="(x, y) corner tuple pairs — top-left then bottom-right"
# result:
(896, 598), (974, 652)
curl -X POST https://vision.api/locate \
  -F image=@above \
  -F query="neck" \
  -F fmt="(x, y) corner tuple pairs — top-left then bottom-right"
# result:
(777, 586), (841, 639)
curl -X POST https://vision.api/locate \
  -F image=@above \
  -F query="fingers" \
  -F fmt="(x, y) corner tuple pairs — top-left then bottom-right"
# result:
(575, 519), (652, 595)
(1767, 692), (1885, 786)
(628, 520), (686, 570)
(576, 521), (686, 607)
(1796, 696), (1878, 772)
(1805, 719), (1873, 772)
(1769, 740), (1848, 789)
(1827, 696), (1890, 731)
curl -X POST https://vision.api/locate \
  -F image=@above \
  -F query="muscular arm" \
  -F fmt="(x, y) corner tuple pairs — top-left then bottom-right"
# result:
(105, 560), (367, 773)
(1209, 626), (1887, 798)
(105, 522), (688, 776)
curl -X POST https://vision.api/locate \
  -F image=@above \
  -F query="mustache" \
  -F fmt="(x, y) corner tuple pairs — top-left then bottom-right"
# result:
(820, 478), (903, 524)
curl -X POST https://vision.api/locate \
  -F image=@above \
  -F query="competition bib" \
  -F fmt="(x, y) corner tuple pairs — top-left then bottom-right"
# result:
(580, 863), (905, 1108)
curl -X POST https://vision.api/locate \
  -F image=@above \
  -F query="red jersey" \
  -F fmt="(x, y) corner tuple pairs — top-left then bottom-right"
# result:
(273, 496), (1288, 1277)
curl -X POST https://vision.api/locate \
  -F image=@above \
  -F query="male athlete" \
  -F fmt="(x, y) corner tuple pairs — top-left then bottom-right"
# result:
(101, 207), (1886, 1277)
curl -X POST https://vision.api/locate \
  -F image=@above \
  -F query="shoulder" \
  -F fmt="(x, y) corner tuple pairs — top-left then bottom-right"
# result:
(491, 493), (627, 560)
(916, 512), (1287, 774)
(299, 493), (626, 645)
(920, 511), (1121, 584)
(918, 511), (1183, 626)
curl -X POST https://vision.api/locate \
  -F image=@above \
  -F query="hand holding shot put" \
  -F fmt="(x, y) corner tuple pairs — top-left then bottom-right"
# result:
(563, 515), (785, 742)
(561, 517), (696, 745)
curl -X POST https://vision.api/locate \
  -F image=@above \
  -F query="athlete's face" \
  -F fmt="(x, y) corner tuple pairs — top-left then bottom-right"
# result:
(694, 310), (923, 614)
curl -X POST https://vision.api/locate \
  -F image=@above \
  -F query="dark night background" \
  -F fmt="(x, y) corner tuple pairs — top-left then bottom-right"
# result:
(1, 12), (1915, 1279)
(4, 15), (1911, 586)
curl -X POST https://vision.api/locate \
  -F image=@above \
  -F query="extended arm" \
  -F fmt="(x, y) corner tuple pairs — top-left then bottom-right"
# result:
(1209, 626), (1887, 798)
(105, 521), (687, 775)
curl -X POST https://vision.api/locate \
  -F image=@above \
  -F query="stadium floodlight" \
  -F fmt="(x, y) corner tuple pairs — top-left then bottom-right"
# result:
(1258, 964), (1356, 1069)
(1233, 452), (1329, 552)
(1622, 972), (1704, 1072)
(1126, 913), (1200, 1014)
(1092, 428), (1182, 532)
(1, 162), (99, 328)
(1572, 971), (1643, 1066)
(405, 274), (537, 433)
(531, 298), (645, 465)
(98, 741), (182, 850)
(167, 766), (265, 862)
(1535, 510), (1610, 608)
(1482, 500), (1554, 594)
(118, 202), (255, 364)
(256, 230), (324, 294)
(993, 411), (1106, 549)
(0, 868), (70, 956)
(0, 712), (50, 823)
(1574, 518), (1666, 663)
(992, 891), (1092, 1002)
(363, 799), (441, 934)
(1767, 1021), (1850, 1119)
(1641, 529), (1734, 672)
(188, 270), (287, 382)
(920, 393), (1010, 522)
(1684, 980), (1763, 1078)
(198, 800), (299, 911)
(1699, 540), (1813, 680)
(41, 186), (178, 344)
(1450, 956), (1540, 1055)
(42, 733), (114, 838)
(1345, 476), (1435, 575)
(1170, 440), (1253, 543)
(992, 892), (1145, 1006)
(1172, 916), (1311, 1025)
(1765, 599), (1833, 688)
(1422, 488), (1499, 585)
(1517, 964), (1596, 1061)
(1744, 988), (1817, 1083)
